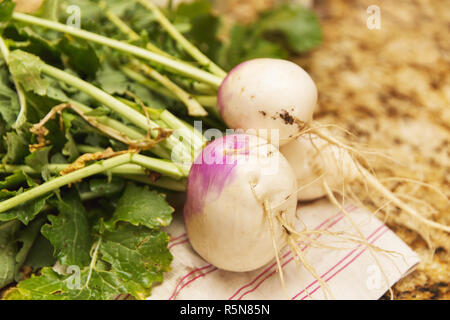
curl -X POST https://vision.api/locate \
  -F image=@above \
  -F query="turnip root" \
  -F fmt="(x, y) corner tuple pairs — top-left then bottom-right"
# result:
(183, 134), (298, 272)
(281, 133), (450, 233)
(218, 59), (317, 146)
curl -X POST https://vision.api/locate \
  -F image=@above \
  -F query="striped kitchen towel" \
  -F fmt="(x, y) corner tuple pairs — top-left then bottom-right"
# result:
(149, 199), (420, 300)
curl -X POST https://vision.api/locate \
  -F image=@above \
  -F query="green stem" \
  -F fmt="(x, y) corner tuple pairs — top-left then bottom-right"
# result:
(113, 97), (200, 169)
(174, 77), (217, 95)
(136, 0), (227, 78)
(12, 12), (224, 87)
(41, 64), (151, 130)
(129, 60), (208, 117)
(40, 63), (187, 159)
(1, 163), (186, 193)
(0, 154), (131, 213)
(0, 153), (185, 213)
(121, 66), (174, 98)
(101, 6), (208, 117)
(160, 110), (205, 150)
(70, 100), (171, 159)
(122, 66), (217, 109)
(0, 162), (184, 187)
(120, 175), (186, 192)
(196, 96), (217, 108)
(76, 144), (103, 154)
(130, 154), (183, 179)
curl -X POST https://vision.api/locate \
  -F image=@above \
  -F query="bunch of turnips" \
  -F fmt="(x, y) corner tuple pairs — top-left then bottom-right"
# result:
(184, 57), (450, 273)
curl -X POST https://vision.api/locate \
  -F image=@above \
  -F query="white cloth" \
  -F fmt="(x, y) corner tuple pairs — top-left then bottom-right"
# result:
(150, 199), (420, 300)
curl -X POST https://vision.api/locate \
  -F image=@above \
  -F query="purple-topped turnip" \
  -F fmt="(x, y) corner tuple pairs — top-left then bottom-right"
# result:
(183, 134), (298, 272)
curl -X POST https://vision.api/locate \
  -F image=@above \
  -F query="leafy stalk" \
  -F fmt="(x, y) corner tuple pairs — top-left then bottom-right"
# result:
(0, 152), (184, 213)
(120, 175), (186, 192)
(98, 4), (208, 117)
(99, 0), (172, 59)
(67, 100), (171, 159)
(0, 163), (186, 192)
(136, 0), (227, 78)
(129, 59), (207, 117)
(12, 12), (224, 87)
(116, 97), (204, 158)
(31, 61), (193, 162)
(121, 66), (217, 107)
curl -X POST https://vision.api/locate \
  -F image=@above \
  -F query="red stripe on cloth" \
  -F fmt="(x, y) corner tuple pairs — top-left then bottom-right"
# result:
(169, 238), (189, 250)
(168, 264), (213, 300)
(292, 224), (385, 300)
(228, 205), (357, 300)
(237, 207), (357, 300)
(295, 225), (388, 300)
(169, 233), (187, 243)
(170, 266), (218, 300)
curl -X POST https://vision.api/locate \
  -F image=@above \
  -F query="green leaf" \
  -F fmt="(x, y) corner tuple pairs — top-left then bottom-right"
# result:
(3, 131), (29, 164)
(39, 0), (59, 21)
(110, 183), (173, 229)
(0, 193), (51, 225)
(175, 0), (221, 62)
(4, 266), (128, 300)
(8, 50), (48, 95)
(256, 5), (323, 53)
(87, 177), (125, 199)
(96, 63), (128, 95)
(42, 193), (92, 267)
(14, 216), (46, 282)
(127, 82), (167, 110)
(4, 267), (67, 300)
(100, 225), (172, 299)
(62, 132), (79, 163)
(0, 73), (20, 129)
(22, 235), (56, 273)
(0, 220), (20, 289)
(219, 4), (322, 70)
(25, 146), (51, 171)
(5, 25), (63, 67)
(0, 171), (27, 190)
(57, 37), (100, 79)
(6, 226), (172, 300)
(0, 0), (15, 30)
(176, 0), (211, 18)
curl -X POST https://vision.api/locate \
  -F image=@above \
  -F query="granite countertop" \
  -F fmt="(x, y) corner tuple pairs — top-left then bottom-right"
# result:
(220, 0), (449, 299)
(292, 0), (449, 299)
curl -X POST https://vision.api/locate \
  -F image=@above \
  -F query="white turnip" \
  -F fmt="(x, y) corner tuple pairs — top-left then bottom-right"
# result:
(218, 58), (317, 146)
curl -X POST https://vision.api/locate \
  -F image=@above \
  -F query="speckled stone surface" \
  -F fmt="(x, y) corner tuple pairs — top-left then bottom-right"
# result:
(294, 0), (449, 299)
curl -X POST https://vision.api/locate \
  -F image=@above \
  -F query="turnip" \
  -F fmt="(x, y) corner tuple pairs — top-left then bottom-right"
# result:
(218, 58), (318, 146)
(183, 134), (298, 272)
